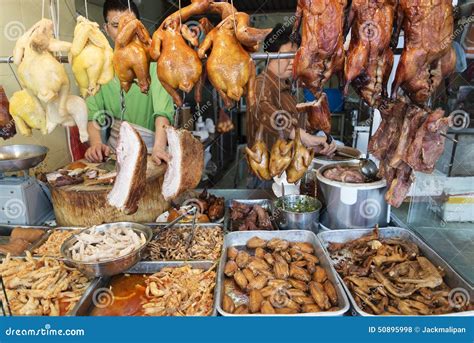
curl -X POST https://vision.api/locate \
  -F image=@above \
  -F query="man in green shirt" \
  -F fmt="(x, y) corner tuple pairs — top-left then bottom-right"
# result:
(85, 0), (175, 165)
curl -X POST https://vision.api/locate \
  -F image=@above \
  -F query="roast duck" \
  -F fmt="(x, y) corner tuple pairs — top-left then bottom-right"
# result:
(391, 0), (455, 104)
(0, 86), (16, 139)
(344, 0), (395, 106)
(151, 0), (212, 107)
(245, 125), (272, 181)
(70, 16), (114, 98)
(296, 93), (332, 133)
(113, 12), (152, 93)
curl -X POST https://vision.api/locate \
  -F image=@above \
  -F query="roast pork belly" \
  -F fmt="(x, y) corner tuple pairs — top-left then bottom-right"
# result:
(162, 127), (204, 200)
(107, 122), (147, 214)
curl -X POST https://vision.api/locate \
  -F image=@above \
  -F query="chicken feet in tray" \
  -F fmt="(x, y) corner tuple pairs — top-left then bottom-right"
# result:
(391, 0), (455, 104)
(245, 125), (272, 181)
(113, 12), (152, 93)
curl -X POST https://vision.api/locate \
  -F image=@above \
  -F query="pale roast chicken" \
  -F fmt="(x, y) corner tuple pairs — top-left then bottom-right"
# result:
(46, 95), (89, 143)
(0, 86), (16, 139)
(9, 90), (47, 137)
(198, 16), (257, 108)
(296, 93), (332, 133)
(13, 19), (71, 118)
(269, 131), (295, 178)
(70, 16), (114, 97)
(113, 12), (152, 93)
(391, 0), (455, 104)
(292, 0), (346, 96)
(245, 125), (271, 181)
(286, 128), (314, 184)
(344, 0), (395, 106)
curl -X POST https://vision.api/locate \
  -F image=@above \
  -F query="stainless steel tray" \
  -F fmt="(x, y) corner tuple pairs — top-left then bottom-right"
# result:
(225, 199), (278, 232)
(317, 227), (474, 316)
(216, 230), (350, 316)
(143, 223), (225, 262)
(74, 261), (218, 316)
(0, 225), (51, 257)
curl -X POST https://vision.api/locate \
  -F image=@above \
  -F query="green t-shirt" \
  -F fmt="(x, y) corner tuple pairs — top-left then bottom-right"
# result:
(86, 63), (175, 131)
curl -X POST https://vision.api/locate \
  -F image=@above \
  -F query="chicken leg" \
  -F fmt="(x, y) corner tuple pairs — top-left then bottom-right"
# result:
(245, 125), (272, 181)
(286, 127), (314, 184)
(269, 131), (295, 177)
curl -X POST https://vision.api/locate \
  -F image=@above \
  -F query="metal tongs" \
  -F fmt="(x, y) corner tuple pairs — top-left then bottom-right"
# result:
(0, 276), (11, 316)
(185, 208), (198, 250)
(151, 205), (199, 240)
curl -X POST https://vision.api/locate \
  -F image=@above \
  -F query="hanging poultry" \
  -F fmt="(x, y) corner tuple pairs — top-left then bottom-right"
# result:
(292, 0), (346, 96)
(9, 90), (47, 137)
(286, 127), (314, 184)
(245, 125), (271, 181)
(70, 16), (114, 98)
(208, 1), (272, 51)
(13, 19), (71, 117)
(391, 0), (455, 104)
(269, 131), (294, 178)
(296, 93), (332, 133)
(194, 17), (214, 104)
(198, 15), (257, 109)
(113, 12), (152, 93)
(343, 0), (395, 106)
(0, 86), (16, 139)
(217, 108), (234, 133)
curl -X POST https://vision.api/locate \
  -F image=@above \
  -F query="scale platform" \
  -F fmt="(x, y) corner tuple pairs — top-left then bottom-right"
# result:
(0, 145), (54, 225)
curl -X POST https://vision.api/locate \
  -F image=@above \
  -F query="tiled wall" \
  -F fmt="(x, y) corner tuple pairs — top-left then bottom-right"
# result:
(0, 0), (81, 173)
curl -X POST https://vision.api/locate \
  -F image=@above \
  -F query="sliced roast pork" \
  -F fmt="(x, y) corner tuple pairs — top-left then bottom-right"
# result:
(162, 127), (203, 200)
(107, 122), (147, 214)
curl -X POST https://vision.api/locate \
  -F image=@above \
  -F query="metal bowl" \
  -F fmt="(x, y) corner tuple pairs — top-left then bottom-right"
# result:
(60, 222), (153, 277)
(273, 195), (322, 233)
(0, 145), (48, 172)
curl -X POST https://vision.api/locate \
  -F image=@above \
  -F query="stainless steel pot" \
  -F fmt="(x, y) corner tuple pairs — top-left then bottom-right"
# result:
(316, 163), (390, 229)
(273, 195), (322, 233)
(311, 146), (362, 171)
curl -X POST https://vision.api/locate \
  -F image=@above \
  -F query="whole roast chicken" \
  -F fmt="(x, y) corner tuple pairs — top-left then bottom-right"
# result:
(292, 0), (346, 96)
(391, 0), (455, 104)
(344, 0), (395, 106)
(0, 86), (16, 139)
(9, 90), (47, 137)
(113, 12), (152, 93)
(245, 125), (271, 181)
(286, 128), (314, 184)
(269, 131), (294, 178)
(13, 19), (71, 117)
(296, 93), (332, 133)
(198, 16), (257, 108)
(70, 16), (114, 97)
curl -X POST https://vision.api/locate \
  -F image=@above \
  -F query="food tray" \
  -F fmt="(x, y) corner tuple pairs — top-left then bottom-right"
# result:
(216, 230), (350, 316)
(0, 225), (51, 257)
(74, 261), (218, 316)
(225, 199), (278, 231)
(29, 227), (82, 257)
(317, 227), (474, 317)
(143, 223), (225, 262)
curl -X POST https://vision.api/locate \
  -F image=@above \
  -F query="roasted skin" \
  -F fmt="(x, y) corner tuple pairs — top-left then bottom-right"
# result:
(286, 128), (314, 184)
(0, 86), (16, 139)
(391, 0), (455, 104)
(292, 0), (345, 96)
(245, 125), (272, 181)
(269, 132), (294, 178)
(344, 0), (395, 106)
(198, 16), (257, 108)
(296, 92), (332, 133)
(113, 12), (152, 93)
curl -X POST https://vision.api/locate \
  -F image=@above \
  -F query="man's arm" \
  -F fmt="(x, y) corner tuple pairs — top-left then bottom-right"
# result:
(152, 116), (171, 165)
(84, 90), (110, 162)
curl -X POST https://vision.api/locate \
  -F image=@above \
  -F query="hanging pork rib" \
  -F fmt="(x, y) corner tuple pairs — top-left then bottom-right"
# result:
(107, 122), (147, 214)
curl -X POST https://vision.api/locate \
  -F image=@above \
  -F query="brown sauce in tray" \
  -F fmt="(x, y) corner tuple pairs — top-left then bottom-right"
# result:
(91, 274), (148, 316)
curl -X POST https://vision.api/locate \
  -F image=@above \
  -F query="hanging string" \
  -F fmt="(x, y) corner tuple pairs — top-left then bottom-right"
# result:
(42, 0), (46, 19)
(253, 53), (271, 118)
(230, 0), (237, 34)
(178, 0), (182, 28)
(277, 51), (282, 109)
(127, 0), (131, 12)
(84, 0), (89, 19)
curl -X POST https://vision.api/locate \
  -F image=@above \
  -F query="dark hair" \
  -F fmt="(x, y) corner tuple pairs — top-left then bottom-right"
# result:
(263, 23), (300, 53)
(103, 0), (140, 21)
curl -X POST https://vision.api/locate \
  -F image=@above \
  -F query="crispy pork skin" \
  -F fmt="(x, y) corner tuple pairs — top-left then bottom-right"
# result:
(107, 122), (147, 214)
(162, 127), (204, 200)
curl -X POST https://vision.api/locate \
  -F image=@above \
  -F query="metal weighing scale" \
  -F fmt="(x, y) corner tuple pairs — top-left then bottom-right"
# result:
(0, 145), (53, 225)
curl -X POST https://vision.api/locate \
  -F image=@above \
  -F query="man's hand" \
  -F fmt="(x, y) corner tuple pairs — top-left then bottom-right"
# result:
(300, 131), (337, 156)
(85, 142), (110, 162)
(152, 144), (170, 165)
(319, 140), (337, 156)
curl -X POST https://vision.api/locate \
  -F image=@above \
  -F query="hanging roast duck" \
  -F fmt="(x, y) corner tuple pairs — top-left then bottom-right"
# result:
(269, 131), (295, 178)
(245, 125), (271, 181)
(286, 127), (314, 184)
(113, 12), (152, 93)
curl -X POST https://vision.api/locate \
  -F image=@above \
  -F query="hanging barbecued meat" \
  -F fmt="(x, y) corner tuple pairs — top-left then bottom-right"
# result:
(217, 108), (234, 133)
(245, 125), (271, 181)
(151, 0), (211, 107)
(296, 93), (332, 133)
(269, 131), (295, 178)
(0, 86), (16, 139)
(198, 15), (257, 109)
(286, 127), (314, 184)
(344, 0), (395, 106)
(113, 12), (152, 93)
(391, 0), (456, 104)
(292, 0), (345, 96)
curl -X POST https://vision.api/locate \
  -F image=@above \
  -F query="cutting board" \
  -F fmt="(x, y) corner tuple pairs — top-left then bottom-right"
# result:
(50, 158), (170, 226)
